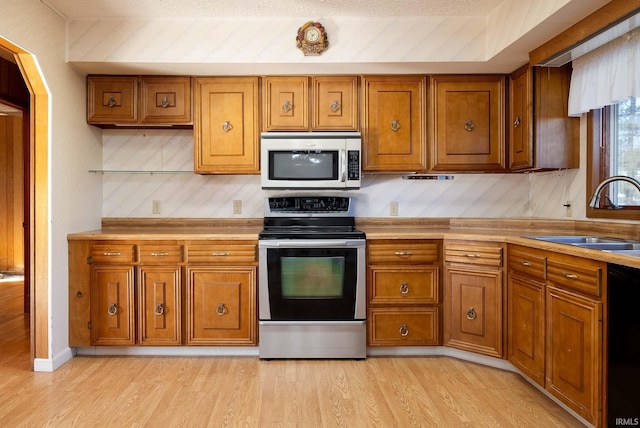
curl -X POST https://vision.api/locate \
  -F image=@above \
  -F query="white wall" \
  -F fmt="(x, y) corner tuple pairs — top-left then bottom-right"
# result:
(0, 0), (103, 370)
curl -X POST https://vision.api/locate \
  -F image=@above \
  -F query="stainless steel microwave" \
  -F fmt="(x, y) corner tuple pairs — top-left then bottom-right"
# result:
(260, 132), (361, 189)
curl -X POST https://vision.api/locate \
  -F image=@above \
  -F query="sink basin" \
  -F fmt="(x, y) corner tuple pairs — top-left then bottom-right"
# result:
(575, 242), (640, 251)
(527, 235), (626, 244)
(527, 235), (640, 255)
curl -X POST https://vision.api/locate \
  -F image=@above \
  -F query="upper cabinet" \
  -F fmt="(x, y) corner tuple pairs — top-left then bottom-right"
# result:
(87, 76), (192, 127)
(429, 75), (506, 172)
(361, 75), (427, 172)
(194, 77), (260, 174)
(509, 64), (579, 170)
(262, 76), (359, 131)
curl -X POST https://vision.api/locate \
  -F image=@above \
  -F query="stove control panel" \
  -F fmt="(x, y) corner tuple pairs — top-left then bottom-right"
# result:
(267, 196), (351, 213)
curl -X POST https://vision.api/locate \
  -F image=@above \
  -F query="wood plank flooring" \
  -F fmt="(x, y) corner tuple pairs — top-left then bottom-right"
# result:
(0, 281), (584, 427)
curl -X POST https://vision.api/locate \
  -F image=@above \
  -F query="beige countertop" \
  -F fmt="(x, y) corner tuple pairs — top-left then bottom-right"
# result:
(67, 217), (640, 269)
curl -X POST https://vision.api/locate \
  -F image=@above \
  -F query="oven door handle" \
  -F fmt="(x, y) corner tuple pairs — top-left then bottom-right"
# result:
(260, 240), (364, 248)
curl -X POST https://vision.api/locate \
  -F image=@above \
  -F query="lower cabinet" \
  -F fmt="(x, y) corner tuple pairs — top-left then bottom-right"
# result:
(138, 266), (182, 346)
(90, 264), (135, 345)
(444, 241), (504, 358)
(186, 267), (257, 345)
(367, 239), (441, 346)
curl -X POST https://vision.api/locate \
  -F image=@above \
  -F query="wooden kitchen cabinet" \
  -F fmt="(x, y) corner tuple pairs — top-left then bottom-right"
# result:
(194, 77), (260, 174)
(87, 75), (192, 126)
(185, 241), (257, 345)
(444, 241), (504, 358)
(89, 243), (136, 346)
(312, 76), (359, 130)
(367, 239), (440, 346)
(508, 64), (579, 170)
(361, 75), (427, 172)
(429, 75), (506, 171)
(507, 245), (547, 387)
(263, 76), (309, 131)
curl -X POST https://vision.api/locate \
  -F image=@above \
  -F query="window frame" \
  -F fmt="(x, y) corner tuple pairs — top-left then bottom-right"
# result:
(587, 106), (640, 220)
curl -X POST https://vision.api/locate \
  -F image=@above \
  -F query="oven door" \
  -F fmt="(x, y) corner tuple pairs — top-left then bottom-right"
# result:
(259, 239), (366, 321)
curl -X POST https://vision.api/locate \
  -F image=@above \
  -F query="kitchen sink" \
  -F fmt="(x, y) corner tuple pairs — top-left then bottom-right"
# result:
(526, 235), (640, 254)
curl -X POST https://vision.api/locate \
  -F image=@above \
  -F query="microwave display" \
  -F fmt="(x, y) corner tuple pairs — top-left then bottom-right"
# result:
(270, 151), (338, 181)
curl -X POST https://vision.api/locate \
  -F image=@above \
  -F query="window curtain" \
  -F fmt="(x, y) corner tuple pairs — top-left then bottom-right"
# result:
(568, 27), (640, 117)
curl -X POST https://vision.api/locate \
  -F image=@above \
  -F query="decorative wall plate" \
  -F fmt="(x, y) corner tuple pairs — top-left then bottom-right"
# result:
(296, 21), (329, 56)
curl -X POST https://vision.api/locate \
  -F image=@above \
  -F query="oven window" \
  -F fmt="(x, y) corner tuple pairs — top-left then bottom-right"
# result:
(281, 257), (344, 298)
(266, 248), (359, 320)
(270, 151), (338, 181)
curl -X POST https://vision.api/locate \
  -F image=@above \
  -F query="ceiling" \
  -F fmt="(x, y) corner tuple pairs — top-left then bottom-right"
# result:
(42, 0), (506, 19)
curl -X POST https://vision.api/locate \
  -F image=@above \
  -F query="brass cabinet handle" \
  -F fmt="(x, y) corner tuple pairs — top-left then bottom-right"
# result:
(150, 252), (169, 257)
(330, 101), (340, 112)
(391, 120), (400, 131)
(282, 100), (292, 113)
(514, 116), (521, 128)
(463, 253), (480, 258)
(103, 252), (121, 256)
(394, 251), (413, 256)
(519, 260), (532, 266)
(154, 303), (165, 316)
(562, 272), (579, 280)
(466, 307), (477, 320)
(222, 121), (233, 133)
(216, 303), (227, 316)
(107, 96), (116, 107)
(212, 252), (230, 257)
(465, 120), (474, 131)
(75, 291), (83, 298)
(399, 324), (409, 337)
(400, 282), (409, 295)
(160, 96), (170, 108)
(107, 303), (118, 316)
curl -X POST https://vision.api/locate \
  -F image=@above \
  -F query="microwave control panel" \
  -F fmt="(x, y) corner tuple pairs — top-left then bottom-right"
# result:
(347, 150), (360, 181)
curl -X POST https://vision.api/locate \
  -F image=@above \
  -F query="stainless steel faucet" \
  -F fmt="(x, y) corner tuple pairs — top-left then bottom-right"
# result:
(588, 175), (640, 208)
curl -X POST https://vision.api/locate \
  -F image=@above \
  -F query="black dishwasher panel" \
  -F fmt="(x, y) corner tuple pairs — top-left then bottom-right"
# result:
(607, 264), (640, 427)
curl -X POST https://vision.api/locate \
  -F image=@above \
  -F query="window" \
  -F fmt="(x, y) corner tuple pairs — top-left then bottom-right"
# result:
(587, 97), (640, 220)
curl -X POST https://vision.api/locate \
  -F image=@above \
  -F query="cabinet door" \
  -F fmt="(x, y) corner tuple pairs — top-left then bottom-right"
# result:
(194, 77), (260, 174)
(546, 286), (601, 425)
(263, 76), (309, 130)
(312, 76), (358, 130)
(138, 266), (182, 346)
(509, 66), (532, 170)
(90, 265), (135, 345)
(362, 76), (427, 172)
(87, 76), (138, 124)
(508, 273), (545, 386)
(69, 240), (92, 346)
(444, 267), (503, 358)
(139, 77), (192, 124)
(430, 75), (506, 171)
(368, 307), (439, 346)
(187, 267), (256, 345)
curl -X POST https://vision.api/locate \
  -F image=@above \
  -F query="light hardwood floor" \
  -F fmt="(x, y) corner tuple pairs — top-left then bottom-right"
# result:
(0, 281), (583, 427)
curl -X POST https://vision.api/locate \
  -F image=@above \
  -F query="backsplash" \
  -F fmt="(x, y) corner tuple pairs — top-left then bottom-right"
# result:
(101, 129), (576, 219)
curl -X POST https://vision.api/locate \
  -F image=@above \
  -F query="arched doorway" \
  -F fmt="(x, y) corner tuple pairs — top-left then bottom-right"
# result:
(0, 36), (49, 367)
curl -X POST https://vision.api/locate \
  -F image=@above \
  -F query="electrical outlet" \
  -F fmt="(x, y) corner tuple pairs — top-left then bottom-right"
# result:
(233, 200), (242, 214)
(565, 201), (572, 217)
(152, 200), (161, 215)
(390, 201), (399, 216)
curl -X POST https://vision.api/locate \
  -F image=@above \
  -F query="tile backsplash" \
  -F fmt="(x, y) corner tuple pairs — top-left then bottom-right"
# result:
(101, 129), (572, 219)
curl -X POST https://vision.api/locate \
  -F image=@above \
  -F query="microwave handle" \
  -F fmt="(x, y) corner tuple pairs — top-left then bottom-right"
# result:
(341, 149), (347, 183)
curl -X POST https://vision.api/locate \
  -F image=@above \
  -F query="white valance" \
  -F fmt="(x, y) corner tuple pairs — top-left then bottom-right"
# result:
(568, 27), (640, 117)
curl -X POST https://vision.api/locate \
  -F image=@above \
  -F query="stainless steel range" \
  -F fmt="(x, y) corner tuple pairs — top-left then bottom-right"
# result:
(258, 195), (366, 359)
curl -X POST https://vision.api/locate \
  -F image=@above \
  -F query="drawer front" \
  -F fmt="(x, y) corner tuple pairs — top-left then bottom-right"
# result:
(139, 244), (183, 264)
(508, 245), (546, 281)
(186, 244), (257, 264)
(445, 242), (503, 268)
(368, 241), (440, 265)
(368, 307), (439, 346)
(369, 267), (439, 305)
(547, 255), (603, 297)
(91, 244), (135, 264)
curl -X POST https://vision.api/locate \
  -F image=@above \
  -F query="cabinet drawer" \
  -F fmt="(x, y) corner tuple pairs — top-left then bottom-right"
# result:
(444, 241), (502, 268)
(547, 254), (603, 297)
(138, 244), (183, 264)
(368, 241), (440, 265)
(369, 267), (439, 305)
(508, 245), (546, 281)
(368, 307), (439, 346)
(90, 243), (135, 264)
(186, 244), (257, 264)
